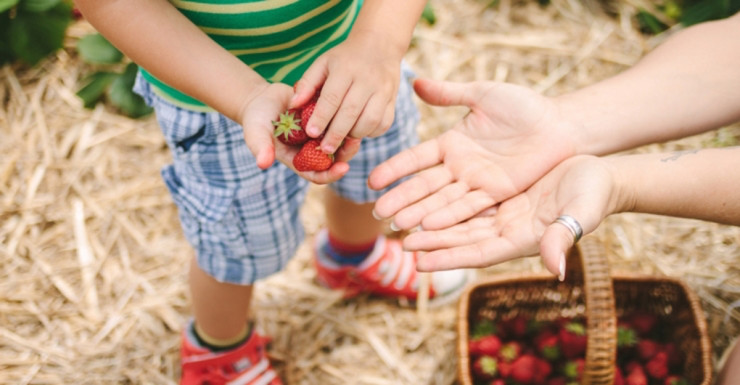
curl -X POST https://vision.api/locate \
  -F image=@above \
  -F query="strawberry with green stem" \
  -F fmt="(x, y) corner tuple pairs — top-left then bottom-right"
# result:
(559, 321), (587, 359)
(272, 108), (308, 146)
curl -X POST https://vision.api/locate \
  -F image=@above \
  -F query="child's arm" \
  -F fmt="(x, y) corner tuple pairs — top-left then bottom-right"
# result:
(291, 0), (428, 154)
(75, 0), (355, 183)
(74, 0), (279, 168)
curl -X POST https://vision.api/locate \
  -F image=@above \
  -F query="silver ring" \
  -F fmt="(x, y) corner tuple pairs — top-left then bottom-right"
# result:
(554, 215), (583, 243)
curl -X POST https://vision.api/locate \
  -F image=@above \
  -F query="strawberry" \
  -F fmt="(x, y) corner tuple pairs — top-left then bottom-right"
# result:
(535, 331), (561, 361)
(563, 358), (584, 381)
(559, 321), (587, 359)
(502, 315), (530, 339)
(472, 355), (499, 380)
(497, 360), (512, 378)
(664, 375), (689, 385)
(498, 341), (522, 363)
(300, 97), (318, 131)
(663, 343), (682, 368)
(629, 312), (658, 336)
(645, 351), (669, 380)
(272, 108), (308, 146)
(507, 355), (550, 384)
(509, 354), (537, 384)
(469, 335), (502, 357)
(636, 339), (661, 361)
(490, 380), (506, 385)
(547, 377), (568, 385)
(293, 139), (334, 171)
(614, 366), (625, 385)
(626, 365), (648, 385)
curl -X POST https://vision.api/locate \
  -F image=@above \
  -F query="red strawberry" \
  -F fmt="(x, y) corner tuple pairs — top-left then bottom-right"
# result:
(547, 377), (568, 385)
(497, 360), (512, 378)
(535, 332), (561, 361)
(469, 335), (502, 357)
(664, 375), (689, 385)
(293, 139), (334, 171)
(645, 351), (669, 380)
(614, 366), (625, 385)
(532, 357), (552, 383)
(626, 365), (648, 385)
(559, 321), (587, 359)
(273, 108), (308, 146)
(472, 355), (498, 380)
(502, 315), (530, 338)
(636, 339), (661, 361)
(563, 358), (584, 381)
(629, 312), (658, 336)
(509, 355), (537, 384)
(663, 343), (682, 368)
(490, 380), (506, 385)
(300, 97), (318, 131)
(498, 341), (522, 363)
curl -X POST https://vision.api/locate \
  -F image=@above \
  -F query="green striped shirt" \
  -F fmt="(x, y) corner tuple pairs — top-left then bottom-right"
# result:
(140, 0), (361, 111)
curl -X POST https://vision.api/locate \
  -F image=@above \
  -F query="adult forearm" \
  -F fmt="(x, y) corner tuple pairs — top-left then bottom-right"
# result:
(74, 0), (266, 121)
(558, 12), (740, 156)
(350, 0), (427, 60)
(610, 147), (740, 226)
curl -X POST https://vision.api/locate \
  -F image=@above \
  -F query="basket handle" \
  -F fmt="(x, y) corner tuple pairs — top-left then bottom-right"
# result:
(566, 236), (617, 385)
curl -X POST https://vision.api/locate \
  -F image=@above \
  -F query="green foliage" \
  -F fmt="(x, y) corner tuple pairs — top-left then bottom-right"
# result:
(75, 33), (152, 118)
(0, 0), (73, 66)
(637, 0), (740, 34)
(420, 3), (436, 25)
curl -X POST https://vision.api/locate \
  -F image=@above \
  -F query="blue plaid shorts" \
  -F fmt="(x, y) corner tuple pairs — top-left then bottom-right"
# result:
(134, 65), (419, 285)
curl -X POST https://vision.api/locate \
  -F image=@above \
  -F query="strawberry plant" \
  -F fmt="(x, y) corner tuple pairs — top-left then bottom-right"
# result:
(75, 32), (152, 118)
(0, 0), (74, 66)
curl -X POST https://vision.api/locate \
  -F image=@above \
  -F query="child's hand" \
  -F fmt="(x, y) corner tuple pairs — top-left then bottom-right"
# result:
(401, 155), (616, 278)
(368, 78), (579, 231)
(291, 30), (403, 155)
(240, 82), (360, 184)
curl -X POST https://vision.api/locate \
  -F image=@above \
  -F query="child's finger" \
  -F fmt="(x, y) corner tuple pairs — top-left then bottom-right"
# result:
(242, 123), (276, 169)
(349, 94), (392, 139)
(321, 87), (371, 153)
(304, 73), (350, 138)
(291, 59), (327, 109)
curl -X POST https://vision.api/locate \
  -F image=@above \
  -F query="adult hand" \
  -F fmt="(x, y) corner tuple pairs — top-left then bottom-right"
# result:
(368, 78), (578, 231)
(403, 155), (618, 277)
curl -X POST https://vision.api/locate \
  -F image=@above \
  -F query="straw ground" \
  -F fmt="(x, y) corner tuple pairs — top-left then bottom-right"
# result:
(2, 0), (739, 384)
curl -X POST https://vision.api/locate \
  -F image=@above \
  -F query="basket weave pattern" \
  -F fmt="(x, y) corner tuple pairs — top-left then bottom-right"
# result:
(457, 237), (712, 385)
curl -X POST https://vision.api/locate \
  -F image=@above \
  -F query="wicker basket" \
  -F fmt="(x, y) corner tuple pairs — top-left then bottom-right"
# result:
(457, 237), (713, 385)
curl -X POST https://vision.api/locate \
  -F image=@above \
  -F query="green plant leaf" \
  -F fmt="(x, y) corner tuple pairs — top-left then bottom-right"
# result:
(0, 0), (19, 13)
(108, 63), (152, 118)
(76, 71), (118, 108)
(19, 0), (60, 12)
(8, 1), (71, 66)
(420, 3), (436, 25)
(636, 9), (668, 34)
(77, 33), (123, 64)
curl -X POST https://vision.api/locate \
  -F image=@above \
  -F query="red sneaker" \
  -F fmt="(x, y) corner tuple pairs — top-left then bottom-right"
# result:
(313, 229), (472, 306)
(180, 322), (282, 385)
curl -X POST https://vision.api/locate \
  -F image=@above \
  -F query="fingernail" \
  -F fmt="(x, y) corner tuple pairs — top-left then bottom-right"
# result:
(371, 209), (383, 220)
(558, 253), (566, 282)
(390, 221), (400, 232)
(308, 125), (320, 137)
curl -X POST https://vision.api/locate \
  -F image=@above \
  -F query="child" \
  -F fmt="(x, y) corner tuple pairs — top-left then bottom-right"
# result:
(73, 1), (471, 384)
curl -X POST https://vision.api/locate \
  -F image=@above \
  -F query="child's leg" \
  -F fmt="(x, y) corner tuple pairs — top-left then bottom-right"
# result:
(324, 189), (382, 246)
(189, 257), (252, 344)
(314, 63), (472, 304)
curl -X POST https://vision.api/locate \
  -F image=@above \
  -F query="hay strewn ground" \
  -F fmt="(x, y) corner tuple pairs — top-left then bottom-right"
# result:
(1, 0), (739, 384)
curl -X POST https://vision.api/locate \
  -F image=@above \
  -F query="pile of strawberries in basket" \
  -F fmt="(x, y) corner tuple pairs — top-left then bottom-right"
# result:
(467, 312), (692, 385)
(272, 95), (338, 172)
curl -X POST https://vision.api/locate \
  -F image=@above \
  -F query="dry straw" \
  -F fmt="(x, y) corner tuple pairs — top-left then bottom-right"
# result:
(1, 0), (739, 384)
